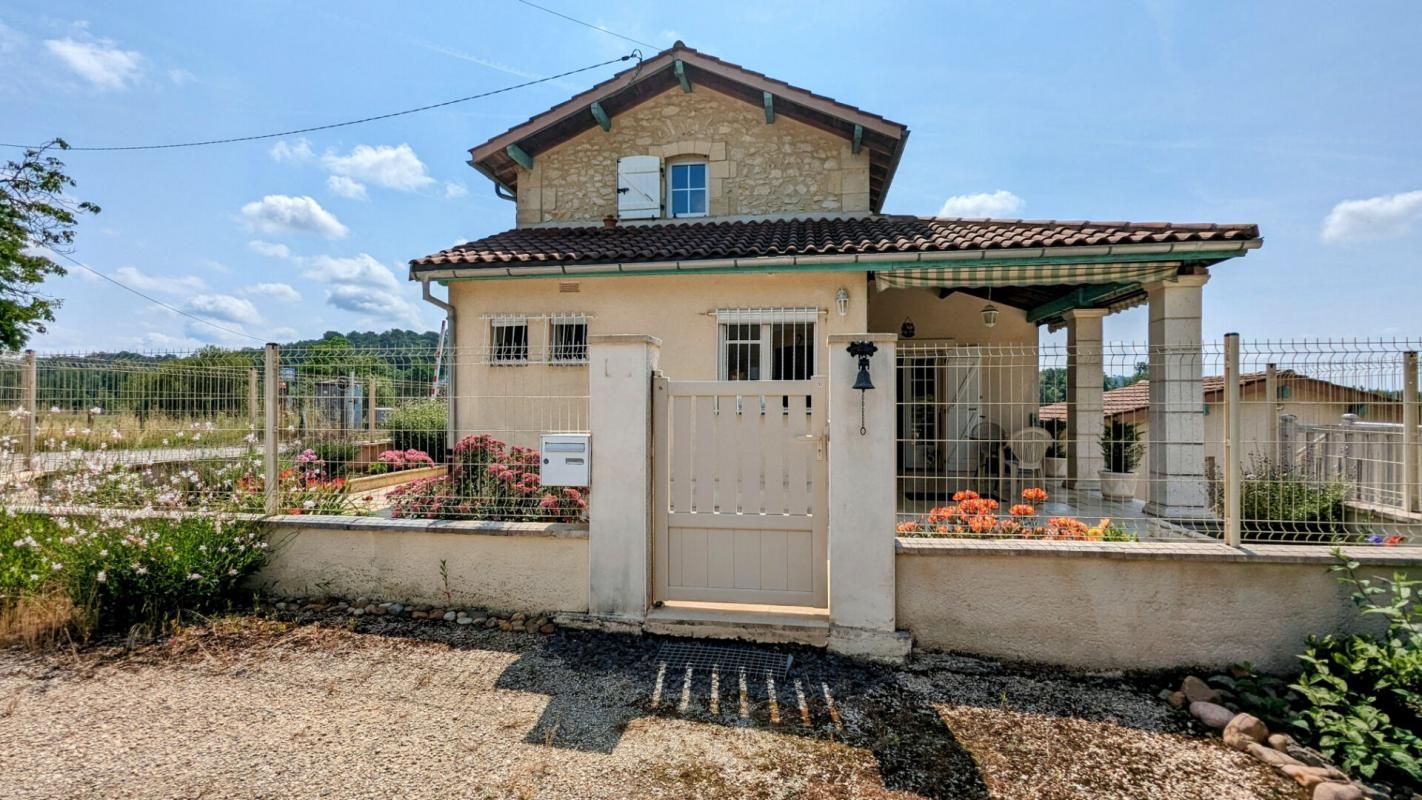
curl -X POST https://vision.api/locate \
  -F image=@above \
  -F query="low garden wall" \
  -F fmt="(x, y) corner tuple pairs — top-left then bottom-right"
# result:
(258, 516), (589, 614)
(896, 539), (1422, 672)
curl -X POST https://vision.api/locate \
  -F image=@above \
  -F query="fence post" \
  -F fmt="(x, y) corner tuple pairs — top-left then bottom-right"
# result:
(1404, 351), (1419, 515)
(1223, 333), (1242, 547)
(368, 375), (378, 437)
(21, 350), (36, 471)
(1278, 414), (1297, 472)
(1264, 363), (1278, 464)
(248, 367), (259, 432)
(263, 343), (280, 515)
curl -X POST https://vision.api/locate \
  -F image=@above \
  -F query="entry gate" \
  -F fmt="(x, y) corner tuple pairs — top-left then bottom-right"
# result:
(652, 376), (828, 608)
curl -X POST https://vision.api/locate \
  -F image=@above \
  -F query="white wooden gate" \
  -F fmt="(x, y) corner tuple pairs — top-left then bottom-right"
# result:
(653, 376), (828, 608)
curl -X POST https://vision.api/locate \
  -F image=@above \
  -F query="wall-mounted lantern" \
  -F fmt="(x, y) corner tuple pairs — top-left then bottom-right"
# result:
(846, 340), (878, 435)
(980, 303), (999, 328)
(900, 317), (916, 339)
(835, 287), (850, 317)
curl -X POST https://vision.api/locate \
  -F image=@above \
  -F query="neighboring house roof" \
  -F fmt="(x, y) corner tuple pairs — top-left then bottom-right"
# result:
(411, 215), (1261, 272)
(466, 42), (911, 212)
(1038, 371), (1389, 421)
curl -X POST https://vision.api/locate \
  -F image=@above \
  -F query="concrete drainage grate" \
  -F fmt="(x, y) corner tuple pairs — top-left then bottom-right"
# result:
(656, 641), (793, 680)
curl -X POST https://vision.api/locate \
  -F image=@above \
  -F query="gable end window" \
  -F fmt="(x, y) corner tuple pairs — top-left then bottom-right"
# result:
(490, 318), (529, 364)
(668, 161), (708, 218)
(549, 317), (588, 364)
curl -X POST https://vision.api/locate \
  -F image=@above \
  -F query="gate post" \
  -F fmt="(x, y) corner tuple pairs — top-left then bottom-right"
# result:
(826, 333), (910, 662)
(586, 335), (661, 626)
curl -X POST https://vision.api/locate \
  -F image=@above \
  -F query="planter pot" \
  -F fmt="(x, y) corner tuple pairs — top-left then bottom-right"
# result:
(1043, 456), (1067, 480)
(1097, 469), (1136, 502)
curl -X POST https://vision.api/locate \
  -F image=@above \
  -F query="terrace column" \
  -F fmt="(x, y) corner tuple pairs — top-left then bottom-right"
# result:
(586, 334), (661, 625)
(1143, 273), (1212, 520)
(1064, 309), (1107, 492)
(827, 333), (910, 662)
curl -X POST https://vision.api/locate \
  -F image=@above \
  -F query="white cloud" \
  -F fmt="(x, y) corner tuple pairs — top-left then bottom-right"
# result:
(240, 282), (302, 303)
(112, 265), (206, 294)
(269, 138), (314, 164)
(44, 35), (144, 90)
(138, 331), (203, 351)
(443, 181), (468, 199)
(239, 195), (348, 239)
(327, 175), (368, 200)
(167, 68), (196, 86)
(247, 240), (292, 259)
(939, 190), (1025, 219)
(299, 253), (424, 326)
(302, 253), (399, 290)
(185, 293), (261, 327)
(322, 144), (434, 192)
(1321, 190), (1422, 242)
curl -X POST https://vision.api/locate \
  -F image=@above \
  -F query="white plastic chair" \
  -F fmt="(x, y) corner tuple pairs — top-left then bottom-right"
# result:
(999, 427), (1053, 500)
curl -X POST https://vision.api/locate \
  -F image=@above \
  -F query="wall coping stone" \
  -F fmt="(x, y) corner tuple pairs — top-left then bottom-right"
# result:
(267, 515), (589, 539)
(895, 537), (1422, 566)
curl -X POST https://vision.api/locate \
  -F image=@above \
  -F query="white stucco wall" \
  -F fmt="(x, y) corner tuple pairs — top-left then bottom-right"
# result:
(896, 540), (1420, 672)
(257, 517), (588, 614)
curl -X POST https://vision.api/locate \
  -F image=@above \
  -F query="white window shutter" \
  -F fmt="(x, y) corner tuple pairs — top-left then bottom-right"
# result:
(617, 155), (661, 219)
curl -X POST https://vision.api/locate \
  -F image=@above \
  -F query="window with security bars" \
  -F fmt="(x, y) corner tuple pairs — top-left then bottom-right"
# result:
(549, 318), (588, 363)
(716, 310), (816, 381)
(490, 319), (528, 364)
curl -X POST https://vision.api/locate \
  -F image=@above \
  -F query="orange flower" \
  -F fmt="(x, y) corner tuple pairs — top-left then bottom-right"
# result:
(1009, 504), (1035, 517)
(896, 520), (920, 534)
(1021, 487), (1048, 504)
(952, 489), (980, 502)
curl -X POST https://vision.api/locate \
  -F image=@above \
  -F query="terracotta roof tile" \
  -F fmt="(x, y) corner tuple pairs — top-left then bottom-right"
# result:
(411, 215), (1261, 271)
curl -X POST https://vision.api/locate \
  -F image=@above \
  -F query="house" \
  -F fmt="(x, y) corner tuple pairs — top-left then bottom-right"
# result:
(406, 42), (1264, 653)
(1040, 370), (1405, 502)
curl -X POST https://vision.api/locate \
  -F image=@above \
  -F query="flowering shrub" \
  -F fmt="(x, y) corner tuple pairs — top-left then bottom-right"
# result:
(896, 488), (1138, 542)
(386, 434), (587, 523)
(0, 509), (269, 640)
(375, 449), (436, 471)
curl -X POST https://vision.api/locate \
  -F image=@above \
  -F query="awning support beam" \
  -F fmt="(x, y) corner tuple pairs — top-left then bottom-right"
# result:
(590, 102), (611, 132)
(505, 144), (533, 170)
(1026, 282), (1136, 324)
(674, 59), (691, 92)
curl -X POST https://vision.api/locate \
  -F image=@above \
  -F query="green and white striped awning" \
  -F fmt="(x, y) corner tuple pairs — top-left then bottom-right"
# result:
(873, 260), (1181, 290)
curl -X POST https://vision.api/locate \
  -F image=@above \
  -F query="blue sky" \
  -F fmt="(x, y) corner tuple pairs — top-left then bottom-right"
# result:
(2, 0), (1419, 351)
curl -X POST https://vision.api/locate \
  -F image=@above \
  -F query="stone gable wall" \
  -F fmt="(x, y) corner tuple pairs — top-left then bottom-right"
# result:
(515, 86), (870, 225)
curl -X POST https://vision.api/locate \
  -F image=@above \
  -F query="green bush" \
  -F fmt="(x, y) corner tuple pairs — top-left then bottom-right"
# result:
(386, 400), (447, 460)
(1240, 462), (1350, 537)
(1, 511), (270, 639)
(1288, 554), (1421, 787)
(1100, 420), (1142, 473)
(310, 440), (359, 476)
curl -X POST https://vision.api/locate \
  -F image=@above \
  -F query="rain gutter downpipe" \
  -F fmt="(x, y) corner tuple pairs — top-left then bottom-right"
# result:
(420, 277), (458, 455)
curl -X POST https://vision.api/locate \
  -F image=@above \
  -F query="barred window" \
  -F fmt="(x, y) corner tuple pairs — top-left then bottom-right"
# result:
(715, 308), (817, 381)
(490, 319), (528, 364)
(549, 318), (588, 364)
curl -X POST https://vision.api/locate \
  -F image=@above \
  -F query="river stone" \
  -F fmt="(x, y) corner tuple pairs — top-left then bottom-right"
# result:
(539, 624), (555, 635)
(443, 611), (456, 622)
(1283, 765), (1344, 790)
(1189, 701), (1235, 729)
(1167, 690), (1186, 708)
(1313, 784), (1364, 800)
(1223, 713), (1269, 750)
(1180, 676), (1220, 704)
(1247, 742), (1303, 769)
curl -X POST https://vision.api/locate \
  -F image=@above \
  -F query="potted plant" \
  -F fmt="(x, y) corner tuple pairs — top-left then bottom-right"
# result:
(1098, 420), (1142, 501)
(1041, 419), (1067, 481)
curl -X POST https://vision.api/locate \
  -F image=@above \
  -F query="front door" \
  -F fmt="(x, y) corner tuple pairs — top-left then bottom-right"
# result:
(652, 376), (828, 608)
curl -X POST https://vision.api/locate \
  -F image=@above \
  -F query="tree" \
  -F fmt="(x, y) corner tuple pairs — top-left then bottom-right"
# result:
(0, 139), (100, 350)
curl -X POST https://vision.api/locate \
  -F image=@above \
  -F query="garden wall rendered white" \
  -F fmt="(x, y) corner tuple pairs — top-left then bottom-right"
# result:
(257, 517), (588, 614)
(896, 539), (1422, 672)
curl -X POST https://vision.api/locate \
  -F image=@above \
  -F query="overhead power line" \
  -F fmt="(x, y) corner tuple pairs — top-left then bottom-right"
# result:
(513, 0), (661, 49)
(1, 52), (638, 153)
(52, 251), (263, 343)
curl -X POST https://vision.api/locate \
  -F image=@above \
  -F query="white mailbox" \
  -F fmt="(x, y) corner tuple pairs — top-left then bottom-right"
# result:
(540, 433), (590, 486)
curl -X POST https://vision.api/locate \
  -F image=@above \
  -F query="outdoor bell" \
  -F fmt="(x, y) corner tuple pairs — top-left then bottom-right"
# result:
(847, 340), (878, 392)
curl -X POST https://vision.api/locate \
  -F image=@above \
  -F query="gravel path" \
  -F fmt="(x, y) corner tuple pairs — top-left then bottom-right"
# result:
(0, 615), (1307, 799)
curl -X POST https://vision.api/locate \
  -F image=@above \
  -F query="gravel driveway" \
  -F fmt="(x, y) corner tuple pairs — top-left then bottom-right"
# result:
(0, 614), (1307, 799)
